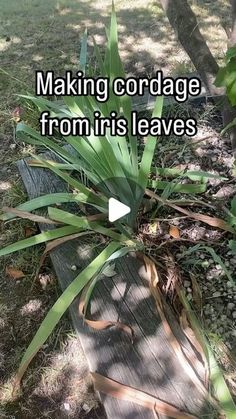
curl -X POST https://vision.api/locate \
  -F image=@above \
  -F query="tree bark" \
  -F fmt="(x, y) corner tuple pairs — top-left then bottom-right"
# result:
(159, 0), (221, 95)
(160, 0), (236, 154)
(230, 0), (236, 45)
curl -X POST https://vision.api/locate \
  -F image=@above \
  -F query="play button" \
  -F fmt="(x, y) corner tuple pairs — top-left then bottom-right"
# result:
(108, 198), (131, 223)
(87, 176), (144, 228)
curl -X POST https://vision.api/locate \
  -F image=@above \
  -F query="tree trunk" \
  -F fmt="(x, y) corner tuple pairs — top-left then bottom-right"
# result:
(230, 0), (236, 45)
(159, 0), (221, 95)
(224, 0), (236, 154)
(160, 0), (236, 154)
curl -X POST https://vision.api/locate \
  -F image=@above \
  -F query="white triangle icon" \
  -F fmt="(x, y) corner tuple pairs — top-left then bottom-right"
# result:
(108, 198), (131, 222)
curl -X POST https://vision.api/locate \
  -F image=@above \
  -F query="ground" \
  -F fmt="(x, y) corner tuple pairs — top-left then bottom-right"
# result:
(0, 0), (235, 418)
(151, 103), (236, 351)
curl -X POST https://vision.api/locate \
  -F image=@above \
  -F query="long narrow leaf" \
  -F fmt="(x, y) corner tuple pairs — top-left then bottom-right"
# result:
(152, 167), (227, 182)
(138, 96), (164, 190)
(92, 373), (198, 419)
(0, 193), (79, 221)
(30, 153), (107, 209)
(145, 189), (235, 233)
(208, 347), (236, 419)
(148, 180), (206, 194)
(79, 29), (87, 73)
(47, 207), (131, 242)
(16, 241), (122, 383)
(178, 289), (236, 419)
(0, 225), (81, 257)
(16, 123), (78, 165)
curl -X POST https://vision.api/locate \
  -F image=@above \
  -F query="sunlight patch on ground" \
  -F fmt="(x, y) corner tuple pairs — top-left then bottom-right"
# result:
(34, 337), (97, 415)
(66, 19), (104, 31)
(0, 36), (21, 52)
(20, 299), (42, 316)
(0, 39), (10, 52)
(24, 43), (34, 49)
(56, 6), (72, 16)
(0, 303), (9, 329)
(0, 379), (16, 404)
(32, 54), (44, 62)
(0, 181), (12, 192)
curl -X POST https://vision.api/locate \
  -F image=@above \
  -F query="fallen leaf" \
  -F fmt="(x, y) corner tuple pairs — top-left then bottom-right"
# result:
(169, 225), (180, 238)
(79, 286), (134, 342)
(28, 159), (58, 166)
(213, 185), (235, 199)
(91, 372), (198, 419)
(11, 106), (22, 122)
(145, 189), (235, 233)
(2, 207), (58, 225)
(24, 226), (37, 238)
(164, 251), (179, 295)
(179, 308), (209, 388)
(140, 254), (216, 407)
(6, 266), (25, 280)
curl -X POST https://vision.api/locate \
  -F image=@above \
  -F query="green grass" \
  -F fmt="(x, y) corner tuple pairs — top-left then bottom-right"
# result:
(0, 0), (230, 140)
(1, 181), (27, 207)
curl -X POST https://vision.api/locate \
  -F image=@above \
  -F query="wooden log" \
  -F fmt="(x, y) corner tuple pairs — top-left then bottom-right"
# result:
(17, 152), (211, 419)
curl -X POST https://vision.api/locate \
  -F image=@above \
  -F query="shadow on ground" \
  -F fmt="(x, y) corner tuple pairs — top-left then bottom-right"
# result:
(0, 0), (231, 112)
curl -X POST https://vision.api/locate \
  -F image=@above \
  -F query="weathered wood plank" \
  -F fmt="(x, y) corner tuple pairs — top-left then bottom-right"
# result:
(17, 154), (210, 419)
